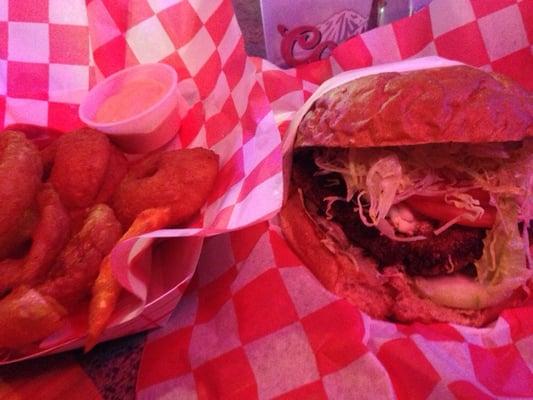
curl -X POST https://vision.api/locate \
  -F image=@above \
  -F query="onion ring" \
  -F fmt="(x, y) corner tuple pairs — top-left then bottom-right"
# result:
(0, 286), (66, 351)
(0, 184), (70, 293)
(112, 148), (219, 227)
(50, 128), (111, 208)
(0, 131), (42, 244)
(38, 204), (122, 309)
(0, 206), (38, 260)
(0, 205), (121, 351)
(87, 148), (219, 349)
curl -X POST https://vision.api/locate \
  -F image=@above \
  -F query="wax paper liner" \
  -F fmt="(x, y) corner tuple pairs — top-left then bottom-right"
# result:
(0, 0), (283, 363)
(138, 0), (533, 398)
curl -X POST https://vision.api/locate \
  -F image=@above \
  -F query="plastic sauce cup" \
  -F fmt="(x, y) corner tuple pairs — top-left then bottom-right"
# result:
(79, 63), (185, 153)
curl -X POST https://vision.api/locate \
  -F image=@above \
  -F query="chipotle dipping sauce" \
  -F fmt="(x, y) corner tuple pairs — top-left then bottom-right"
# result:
(94, 78), (167, 123)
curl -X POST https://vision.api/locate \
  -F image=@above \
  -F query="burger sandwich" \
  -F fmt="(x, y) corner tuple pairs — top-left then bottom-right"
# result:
(280, 64), (533, 326)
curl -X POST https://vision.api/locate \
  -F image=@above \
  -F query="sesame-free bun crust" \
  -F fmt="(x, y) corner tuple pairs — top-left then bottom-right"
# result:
(296, 66), (533, 149)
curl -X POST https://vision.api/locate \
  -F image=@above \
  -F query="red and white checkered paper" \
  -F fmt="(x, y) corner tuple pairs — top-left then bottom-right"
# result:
(0, 0), (283, 362)
(136, 0), (533, 398)
(1, 0), (532, 395)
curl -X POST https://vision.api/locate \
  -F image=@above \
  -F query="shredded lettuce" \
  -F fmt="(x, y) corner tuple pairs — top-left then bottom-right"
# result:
(314, 140), (533, 236)
(415, 198), (532, 309)
(475, 197), (530, 286)
(365, 155), (402, 225)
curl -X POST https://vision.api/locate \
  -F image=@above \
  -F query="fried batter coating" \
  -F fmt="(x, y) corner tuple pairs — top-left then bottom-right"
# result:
(94, 145), (128, 204)
(0, 131), (42, 252)
(0, 205), (120, 351)
(0, 287), (66, 350)
(50, 128), (111, 208)
(38, 204), (122, 309)
(0, 185), (70, 293)
(112, 148), (219, 227)
(0, 206), (38, 260)
(87, 148), (219, 350)
(86, 207), (172, 350)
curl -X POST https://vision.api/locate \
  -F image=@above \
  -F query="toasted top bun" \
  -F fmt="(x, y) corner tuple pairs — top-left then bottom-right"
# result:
(296, 66), (533, 149)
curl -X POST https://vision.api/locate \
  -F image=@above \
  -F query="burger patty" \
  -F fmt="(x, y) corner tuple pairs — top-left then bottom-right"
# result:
(292, 149), (486, 277)
(330, 201), (485, 276)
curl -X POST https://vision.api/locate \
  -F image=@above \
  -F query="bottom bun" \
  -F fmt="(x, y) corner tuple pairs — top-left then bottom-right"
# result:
(279, 191), (530, 327)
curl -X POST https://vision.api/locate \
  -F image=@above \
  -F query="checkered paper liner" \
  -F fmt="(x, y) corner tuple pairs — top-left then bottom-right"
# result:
(137, 0), (533, 398)
(139, 222), (533, 399)
(0, 0), (283, 362)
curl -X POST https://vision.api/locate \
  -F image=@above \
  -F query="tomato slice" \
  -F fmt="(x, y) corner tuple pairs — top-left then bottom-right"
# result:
(404, 190), (496, 228)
